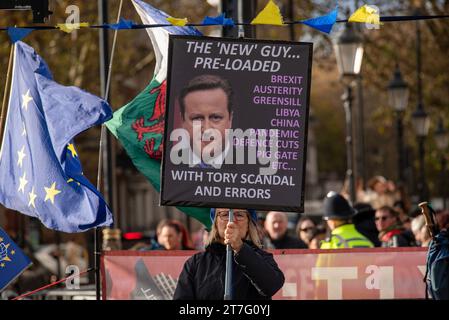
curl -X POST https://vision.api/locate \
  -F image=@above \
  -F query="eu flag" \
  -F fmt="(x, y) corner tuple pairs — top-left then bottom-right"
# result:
(0, 41), (113, 233)
(0, 227), (32, 291)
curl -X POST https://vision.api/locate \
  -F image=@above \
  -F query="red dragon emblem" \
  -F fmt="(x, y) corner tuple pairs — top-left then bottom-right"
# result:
(131, 80), (166, 160)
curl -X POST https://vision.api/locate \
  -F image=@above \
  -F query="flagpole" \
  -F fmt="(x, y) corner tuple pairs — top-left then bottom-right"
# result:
(95, 0), (123, 301)
(288, 0), (295, 41)
(237, 0), (245, 38)
(54, 231), (62, 280)
(0, 44), (15, 150)
(223, 208), (234, 300)
(223, 0), (245, 301)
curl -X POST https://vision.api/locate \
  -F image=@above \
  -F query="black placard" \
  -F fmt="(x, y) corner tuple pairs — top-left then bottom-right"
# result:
(161, 35), (313, 212)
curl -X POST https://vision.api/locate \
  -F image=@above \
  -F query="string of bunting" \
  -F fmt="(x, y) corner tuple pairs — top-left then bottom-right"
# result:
(1, 1), (449, 44)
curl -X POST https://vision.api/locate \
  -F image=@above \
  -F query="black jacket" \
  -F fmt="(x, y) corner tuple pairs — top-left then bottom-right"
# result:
(173, 241), (285, 300)
(263, 234), (308, 249)
(381, 231), (413, 247)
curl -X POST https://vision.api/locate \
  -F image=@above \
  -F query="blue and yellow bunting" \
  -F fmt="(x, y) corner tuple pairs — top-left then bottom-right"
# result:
(4, 3), (449, 41)
(166, 16), (188, 26)
(300, 6), (338, 34)
(7, 27), (34, 43)
(56, 22), (90, 33)
(202, 13), (234, 27)
(251, 0), (284, 26)
(348, 4), (381, 25)
(108, 17), (135, 30)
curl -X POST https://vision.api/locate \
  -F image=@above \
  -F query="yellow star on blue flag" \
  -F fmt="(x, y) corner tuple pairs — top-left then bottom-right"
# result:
(0, 41), (114, 232)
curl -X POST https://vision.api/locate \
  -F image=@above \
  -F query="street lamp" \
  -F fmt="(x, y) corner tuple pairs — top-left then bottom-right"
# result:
(388, 65), (409, 113)
(334, 24), (364, 82)
(435, 118), (449, 208)
(333, 23), (364, 203)
(387, 65), (409, 184)
(411, 106), (430, 138)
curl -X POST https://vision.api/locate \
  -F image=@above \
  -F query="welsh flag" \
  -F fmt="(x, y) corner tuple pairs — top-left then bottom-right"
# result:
(106, 0), (211, 228)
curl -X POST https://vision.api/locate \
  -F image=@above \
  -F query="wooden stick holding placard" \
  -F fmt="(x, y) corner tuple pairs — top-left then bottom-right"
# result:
(418, 201), (439, 238)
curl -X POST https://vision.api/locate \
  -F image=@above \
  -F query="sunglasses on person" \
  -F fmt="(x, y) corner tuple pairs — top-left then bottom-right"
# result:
(216, 210), (248, 221)
(375, 216), (391, 221)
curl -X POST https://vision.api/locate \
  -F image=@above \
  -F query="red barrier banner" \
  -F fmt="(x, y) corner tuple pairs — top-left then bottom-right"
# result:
(101, 247), (427, 300)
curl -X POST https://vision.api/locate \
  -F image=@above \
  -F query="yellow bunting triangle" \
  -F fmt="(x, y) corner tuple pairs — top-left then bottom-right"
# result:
(166, 17), (188, 26)
(56, 22), (90, 33)
(348, 4), (381, 25)
(251, 0), (284, 26)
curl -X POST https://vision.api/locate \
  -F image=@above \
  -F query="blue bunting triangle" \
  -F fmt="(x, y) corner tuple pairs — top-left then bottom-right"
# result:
(301, 6), (337, 34)
(202, 13), (235, 26)
(108, 17), (135, 30)
(7, 27), (34, 43)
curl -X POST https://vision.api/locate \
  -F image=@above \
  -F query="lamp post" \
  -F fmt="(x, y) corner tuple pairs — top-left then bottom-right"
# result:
(435, 118), (449, 208)
(387, 65), (409, 185)
(288, 0), (295, 41)
(333, 23), (364, 203)
(411, 6), (430, 202)
(411, 106), (430, 201)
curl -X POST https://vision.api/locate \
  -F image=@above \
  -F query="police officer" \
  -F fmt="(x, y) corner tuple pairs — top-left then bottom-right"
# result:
(320, 192), (374, 249)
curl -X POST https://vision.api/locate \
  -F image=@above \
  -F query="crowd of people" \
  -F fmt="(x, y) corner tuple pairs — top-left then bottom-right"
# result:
(4, 175), (449, 300)
(131, 175), (449, 299)
(125, 206), (443, 253)
(127, 175), (448, 253)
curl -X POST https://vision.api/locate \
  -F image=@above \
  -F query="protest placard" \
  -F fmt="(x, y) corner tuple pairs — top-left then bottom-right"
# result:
(161, 35), (312, 212)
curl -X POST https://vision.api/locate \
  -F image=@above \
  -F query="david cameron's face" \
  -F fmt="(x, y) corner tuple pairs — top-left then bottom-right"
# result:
(182, 88), (233, 156)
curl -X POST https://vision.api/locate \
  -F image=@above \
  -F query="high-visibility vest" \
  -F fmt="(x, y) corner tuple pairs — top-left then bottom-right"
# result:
(320, 224), (374, 249)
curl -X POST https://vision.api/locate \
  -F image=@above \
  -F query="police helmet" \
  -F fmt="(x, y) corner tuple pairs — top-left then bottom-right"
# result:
(323, 191), (355, 220)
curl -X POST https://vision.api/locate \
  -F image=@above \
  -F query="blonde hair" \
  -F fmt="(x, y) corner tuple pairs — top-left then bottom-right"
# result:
(206, 213), (262, 248)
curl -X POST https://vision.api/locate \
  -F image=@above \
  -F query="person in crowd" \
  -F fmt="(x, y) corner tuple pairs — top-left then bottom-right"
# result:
(131, 219), (193, 251)
(393, 200), (417, 245)
(411, 215), (431, 247)
(129, 237), (163, 251)
(341, 177), (366, 202)
(386, 179), (401, 200)
(102, 228), (122, 251)
(157, 219), (193, 250)
(34, 240), (88, 280)
(436, 209), (449, 231)
(173, 208), (285, 300)
(393, 200), (412, 229)
(295, 216), (317, 248)
(308, 224), (327, 249)
(352, 202), (381, 247)
(170, 219), (194, 250)
(375, 206), (413, 247)
(263, 211), (307, 249)
(363, 176), (399, 209)
(191, 228), (209, 250)
(320, 192), (374, 249)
